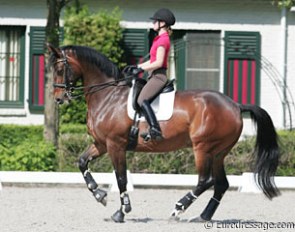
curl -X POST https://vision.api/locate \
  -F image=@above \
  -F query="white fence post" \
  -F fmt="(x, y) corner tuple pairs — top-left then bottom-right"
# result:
(238, 172), (262, 193)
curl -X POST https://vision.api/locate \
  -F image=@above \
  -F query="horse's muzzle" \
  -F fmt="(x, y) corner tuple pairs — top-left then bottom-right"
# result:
(55, 98), (64, 105)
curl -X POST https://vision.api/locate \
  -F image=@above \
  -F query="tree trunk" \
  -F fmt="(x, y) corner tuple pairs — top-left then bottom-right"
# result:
(44, 0), (67, 147)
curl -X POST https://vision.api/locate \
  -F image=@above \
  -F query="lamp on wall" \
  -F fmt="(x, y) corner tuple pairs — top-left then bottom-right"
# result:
(291, 6), (295, 12)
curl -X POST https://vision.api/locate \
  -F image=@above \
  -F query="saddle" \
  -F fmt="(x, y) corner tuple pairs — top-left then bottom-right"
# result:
(126, 78), (176, 150)
(131, 78), (175, 113)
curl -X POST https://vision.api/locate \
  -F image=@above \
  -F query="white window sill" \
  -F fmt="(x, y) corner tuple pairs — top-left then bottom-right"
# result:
(0, 109), (27, 116)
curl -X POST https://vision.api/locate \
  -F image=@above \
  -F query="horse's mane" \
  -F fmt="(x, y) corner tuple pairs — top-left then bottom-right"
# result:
(53, 45), (121, 80)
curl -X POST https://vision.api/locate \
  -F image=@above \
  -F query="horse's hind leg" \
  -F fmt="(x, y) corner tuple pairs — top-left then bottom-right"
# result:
(199, 156), (229, 221)
(78, 143), (108, 206)
(171, 149), (214, 218)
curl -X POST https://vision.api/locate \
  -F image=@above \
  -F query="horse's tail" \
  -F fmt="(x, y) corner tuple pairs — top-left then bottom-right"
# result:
(239, 104), (280, 199)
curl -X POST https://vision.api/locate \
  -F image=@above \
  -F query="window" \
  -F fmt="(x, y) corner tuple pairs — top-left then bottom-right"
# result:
(0, 27), (25, 108)
(224, 31), (261, 105)
(186, 32), (221, 90)
(173, 31), (221, 91)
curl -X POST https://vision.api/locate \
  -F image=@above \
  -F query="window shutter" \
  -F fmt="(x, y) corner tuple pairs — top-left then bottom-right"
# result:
(224, 31), (261, 105)
(122, 29), (149, 65)
(29, 27), (45, 110)
(29, 27), (63, 111)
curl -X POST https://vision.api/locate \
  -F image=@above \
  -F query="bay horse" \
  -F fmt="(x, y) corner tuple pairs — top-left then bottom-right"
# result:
(47, 44), (280, 223)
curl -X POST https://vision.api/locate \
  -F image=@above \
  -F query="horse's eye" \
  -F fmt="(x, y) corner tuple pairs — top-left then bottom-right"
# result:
(57, 69), (63, 76)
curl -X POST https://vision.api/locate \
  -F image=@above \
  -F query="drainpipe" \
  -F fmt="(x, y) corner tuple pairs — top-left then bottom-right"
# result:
(281, 6), (288, 128)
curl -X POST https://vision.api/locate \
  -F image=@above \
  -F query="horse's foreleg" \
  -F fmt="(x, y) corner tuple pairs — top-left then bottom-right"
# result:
(108, 148), (131, 223)
(78, 143), (107, 206)
(171, 150), (214, 219)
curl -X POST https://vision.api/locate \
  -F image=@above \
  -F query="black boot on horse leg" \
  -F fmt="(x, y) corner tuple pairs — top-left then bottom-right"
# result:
(171, 178), (214, 219)
(78, 145), (107, 206)
(140, 100), (163, 142)
(200, 167), (229, 221)
(111, 170), (132, 223)
(171, 151), (214, 220)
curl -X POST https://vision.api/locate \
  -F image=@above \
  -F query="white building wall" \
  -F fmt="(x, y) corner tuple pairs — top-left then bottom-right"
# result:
(0, 0), (294, 132)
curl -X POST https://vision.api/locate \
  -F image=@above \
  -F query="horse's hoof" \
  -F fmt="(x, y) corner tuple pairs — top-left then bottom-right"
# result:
(93, 188), (107, 206)
(169, 215), (180, 222)
(111, 210), (125, 223)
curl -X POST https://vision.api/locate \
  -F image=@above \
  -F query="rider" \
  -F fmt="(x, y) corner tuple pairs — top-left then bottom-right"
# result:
(128, 8), (176, 142)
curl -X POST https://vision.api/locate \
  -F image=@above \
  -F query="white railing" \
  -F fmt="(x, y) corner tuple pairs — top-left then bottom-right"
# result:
(0, 171), (294, 193)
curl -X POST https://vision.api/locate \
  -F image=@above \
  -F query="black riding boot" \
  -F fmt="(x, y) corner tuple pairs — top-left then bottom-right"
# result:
(140, 100), (163, 142)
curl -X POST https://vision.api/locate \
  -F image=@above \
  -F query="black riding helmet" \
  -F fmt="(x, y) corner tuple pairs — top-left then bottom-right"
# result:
(150, 8), (176, 26)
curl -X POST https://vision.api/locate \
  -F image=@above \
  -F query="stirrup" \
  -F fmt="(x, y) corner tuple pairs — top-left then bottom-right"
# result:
(140, 128), (163, 142)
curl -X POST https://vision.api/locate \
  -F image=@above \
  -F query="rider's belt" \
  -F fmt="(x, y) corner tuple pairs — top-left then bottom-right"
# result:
(148, 68), (167, 78)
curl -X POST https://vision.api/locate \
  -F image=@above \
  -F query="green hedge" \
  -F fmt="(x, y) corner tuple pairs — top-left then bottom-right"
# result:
(0, 124), (294, 176)
(0, 125), (56, 171)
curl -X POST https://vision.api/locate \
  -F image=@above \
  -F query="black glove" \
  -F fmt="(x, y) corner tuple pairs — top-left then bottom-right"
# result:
(123, 65), (144, 76)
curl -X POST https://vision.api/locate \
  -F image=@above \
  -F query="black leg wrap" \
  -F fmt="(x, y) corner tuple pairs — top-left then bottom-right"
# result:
(200, 197), (220, 221)
(111, 209), (125, 223)
(93, 188), (107, 206)
(175, 191), (198, 212)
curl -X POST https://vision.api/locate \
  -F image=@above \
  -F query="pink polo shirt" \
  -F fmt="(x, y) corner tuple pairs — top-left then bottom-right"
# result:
(149, 32), (170, 69)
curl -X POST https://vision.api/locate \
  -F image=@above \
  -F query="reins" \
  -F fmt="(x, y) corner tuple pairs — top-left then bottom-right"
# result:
(68, 78), (132, 100)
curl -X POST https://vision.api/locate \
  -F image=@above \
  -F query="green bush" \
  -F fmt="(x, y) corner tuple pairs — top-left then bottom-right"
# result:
(0, 125), (56, 171)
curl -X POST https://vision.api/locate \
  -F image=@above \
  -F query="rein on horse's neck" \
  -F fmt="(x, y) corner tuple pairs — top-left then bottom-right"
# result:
(69, 72), (132, 100)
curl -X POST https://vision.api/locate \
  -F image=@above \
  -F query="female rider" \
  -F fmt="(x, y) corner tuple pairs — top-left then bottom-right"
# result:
(129, 8), (176, 142)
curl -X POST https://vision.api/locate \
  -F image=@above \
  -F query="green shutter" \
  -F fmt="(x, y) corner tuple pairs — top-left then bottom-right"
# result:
(29, 27), (63, 111)
(122, 29), (149, 64)
(224, 31), (261, 105)
(29, 27), (46, 111)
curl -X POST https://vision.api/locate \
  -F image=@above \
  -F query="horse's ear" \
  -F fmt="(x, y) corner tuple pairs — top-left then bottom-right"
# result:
(46, 43), (62, 58)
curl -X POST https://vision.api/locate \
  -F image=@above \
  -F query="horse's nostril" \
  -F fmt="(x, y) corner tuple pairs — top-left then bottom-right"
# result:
(55, 98), (64, 104)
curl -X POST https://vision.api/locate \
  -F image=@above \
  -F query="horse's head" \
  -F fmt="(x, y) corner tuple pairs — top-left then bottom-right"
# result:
(47, 44), (82, 104)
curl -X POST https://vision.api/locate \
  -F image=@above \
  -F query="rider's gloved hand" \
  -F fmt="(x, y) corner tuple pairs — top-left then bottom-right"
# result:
(123, 65), (144, 76)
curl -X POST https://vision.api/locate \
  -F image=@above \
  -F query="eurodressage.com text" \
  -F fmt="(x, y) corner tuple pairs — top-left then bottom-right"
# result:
(204, 220), (295, 230)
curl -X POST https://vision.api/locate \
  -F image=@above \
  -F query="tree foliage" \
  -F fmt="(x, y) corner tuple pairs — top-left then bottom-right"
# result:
(272, 0), (295, 8)
(59, 5), (125, 124)
(63, 5), (124, 65)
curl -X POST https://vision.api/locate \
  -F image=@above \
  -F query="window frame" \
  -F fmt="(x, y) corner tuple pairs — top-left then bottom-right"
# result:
(0, 26), (25, 108)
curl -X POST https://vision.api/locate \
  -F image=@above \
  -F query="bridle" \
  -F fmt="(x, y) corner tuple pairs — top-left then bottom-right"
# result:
(52, 50), (132, 101)
(53, 50), (76, 100)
